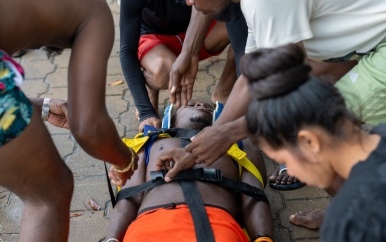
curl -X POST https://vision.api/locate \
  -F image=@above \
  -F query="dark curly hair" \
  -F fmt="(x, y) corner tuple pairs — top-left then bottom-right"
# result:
(241, 44), (360, 148)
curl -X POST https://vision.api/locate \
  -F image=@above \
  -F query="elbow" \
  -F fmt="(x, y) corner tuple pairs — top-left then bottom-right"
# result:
(70, 115), (101, 148)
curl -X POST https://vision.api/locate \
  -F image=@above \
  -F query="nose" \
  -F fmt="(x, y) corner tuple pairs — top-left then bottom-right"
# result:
(185, 0), (194, 6)
(194, 102), (207, 108)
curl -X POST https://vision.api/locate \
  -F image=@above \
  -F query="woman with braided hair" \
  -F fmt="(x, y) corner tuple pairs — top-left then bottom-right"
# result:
(242, 44), (386, 241)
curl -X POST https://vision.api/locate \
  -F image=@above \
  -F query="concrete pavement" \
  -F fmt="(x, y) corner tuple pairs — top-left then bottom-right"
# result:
(0, 1), (330, 241)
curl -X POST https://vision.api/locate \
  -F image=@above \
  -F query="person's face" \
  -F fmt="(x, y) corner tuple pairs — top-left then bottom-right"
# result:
(186, 0), (230, 16)
(258, 137), (337, 189)
(173, 100), (214, 129)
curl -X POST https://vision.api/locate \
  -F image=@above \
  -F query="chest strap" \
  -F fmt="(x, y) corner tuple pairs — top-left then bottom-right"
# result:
(116, 168), (269, 205)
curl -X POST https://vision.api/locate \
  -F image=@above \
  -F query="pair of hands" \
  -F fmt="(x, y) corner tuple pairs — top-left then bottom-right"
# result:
(155, 125), (233, 182)
(138, 52), (199, 132)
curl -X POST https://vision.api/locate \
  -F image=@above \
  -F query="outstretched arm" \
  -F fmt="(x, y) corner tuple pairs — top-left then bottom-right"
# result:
(240, 139), (273, 240)
(67, 3), (136, 186)
(106, 150), (146, 241)
(119, 0), (159, 128)
(169, 8), (212, 107)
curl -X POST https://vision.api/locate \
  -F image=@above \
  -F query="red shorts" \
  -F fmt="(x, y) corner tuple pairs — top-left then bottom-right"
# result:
(137, 21), (223, 61)
(123, 204), (249, 242)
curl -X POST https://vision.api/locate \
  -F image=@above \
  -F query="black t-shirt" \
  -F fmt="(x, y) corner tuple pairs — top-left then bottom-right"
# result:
(120, 0), (191, 121)
(321, 124), (386, 242)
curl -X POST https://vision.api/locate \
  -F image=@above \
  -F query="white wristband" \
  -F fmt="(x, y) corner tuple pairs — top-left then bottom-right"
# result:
(106, 239), (119, 242)
(41, 97), (51, 121)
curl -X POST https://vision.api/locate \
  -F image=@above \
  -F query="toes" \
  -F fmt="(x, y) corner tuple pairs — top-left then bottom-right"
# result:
(269, 166), (281, 182)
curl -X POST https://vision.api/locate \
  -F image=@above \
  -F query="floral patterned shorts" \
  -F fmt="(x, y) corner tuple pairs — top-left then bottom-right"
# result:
(0, 50), (32, 146)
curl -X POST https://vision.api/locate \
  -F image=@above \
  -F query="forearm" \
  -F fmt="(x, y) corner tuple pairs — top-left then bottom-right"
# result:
(215, 75), (251, 125)
(181, 8), (212, 56)
(69, 108), (132, 169)
(119, 1), (157, 120)
(120, 49), (158, 121)
(221, 116), (249, 144)
(106, 198), (140, 241)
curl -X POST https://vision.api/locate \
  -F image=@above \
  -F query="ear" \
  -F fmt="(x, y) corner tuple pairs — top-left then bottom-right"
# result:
(297, 129), (321, 156)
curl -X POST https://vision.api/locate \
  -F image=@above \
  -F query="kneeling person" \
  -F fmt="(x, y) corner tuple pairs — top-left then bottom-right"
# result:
(106, 101), (273, 242)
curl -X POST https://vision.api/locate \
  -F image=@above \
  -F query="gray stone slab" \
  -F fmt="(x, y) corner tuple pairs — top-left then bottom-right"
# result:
(106, 95), (129, 119)
(0, 191), (10, 209)
(106, 74), (128, 96)
(111, 40), (121, 57)
(53, 50), (71, 69)
(193, 70), (215, 92)
(71, 176), (111, 211)
(22, 59), (56, 80)
(0, 194), (22, 234)
(208, 60), (228, 80)
(45, 120), (72, 135)
(46, 68), (69, 88)
(0, 234), (19, 242)
(20, 79), (48, 98)
(69, 210), (109, 242)
(51, 134), (76, 159)
(107, 56), (123, 76)
(65, 148), (106, 178)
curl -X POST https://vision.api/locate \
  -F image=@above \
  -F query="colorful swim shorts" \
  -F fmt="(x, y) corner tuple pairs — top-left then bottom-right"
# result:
(0, 50), (32, 146)
(123, 204), (249, 242)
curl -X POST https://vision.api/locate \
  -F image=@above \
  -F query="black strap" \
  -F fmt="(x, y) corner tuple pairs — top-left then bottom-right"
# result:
(116, 178), (166, 203)
(104, 162), (116, 207)
(179, 181), (215, 242)
(147, 128), (199, 140)
(116, 168), (269, 205)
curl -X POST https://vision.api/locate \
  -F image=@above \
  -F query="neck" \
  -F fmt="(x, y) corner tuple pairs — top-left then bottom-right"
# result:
(330, 129), (381, 179)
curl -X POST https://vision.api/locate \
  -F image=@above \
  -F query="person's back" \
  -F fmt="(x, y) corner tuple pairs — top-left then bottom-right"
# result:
(0, 0), (113, 54)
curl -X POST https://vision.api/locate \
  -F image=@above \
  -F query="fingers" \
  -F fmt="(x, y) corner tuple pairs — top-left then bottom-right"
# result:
(170, 86), (177, 105)
(164, 166), (181, 182)
(181, 84), (188, 107)
(155, 154), (173, 171)
(187, 85), (193, 103)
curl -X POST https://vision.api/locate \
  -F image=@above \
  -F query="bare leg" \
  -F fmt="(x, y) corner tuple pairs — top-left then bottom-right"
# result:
(211, 45), (237, 104)
(140, 45), (177, 115)
(289, 175), (345, 229)
(289, 209), (325, 230)
(0, 107), (74, 242)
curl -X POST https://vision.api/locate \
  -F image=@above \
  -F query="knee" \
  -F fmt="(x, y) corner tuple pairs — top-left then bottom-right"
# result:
(144, 59), (173, 90)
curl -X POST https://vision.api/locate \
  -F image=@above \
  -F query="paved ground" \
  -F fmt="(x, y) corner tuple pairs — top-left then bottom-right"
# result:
(0, 1), (330, 241)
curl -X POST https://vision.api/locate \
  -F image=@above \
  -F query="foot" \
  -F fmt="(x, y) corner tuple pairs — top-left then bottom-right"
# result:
(289, 209), (325, 230)
(269, 165), (299, 184)
(269, 164), (305, 190)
